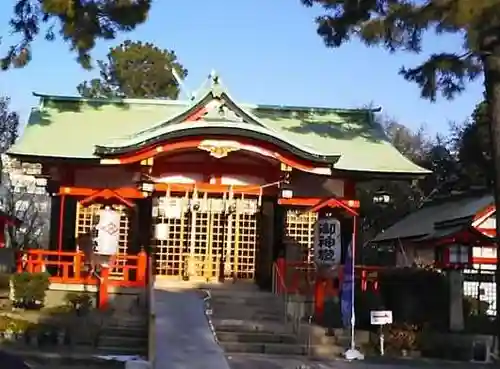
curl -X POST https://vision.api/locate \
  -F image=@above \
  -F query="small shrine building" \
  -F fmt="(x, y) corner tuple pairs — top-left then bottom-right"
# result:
(7, 72), (428, 288)
(371, 190), (497, 316)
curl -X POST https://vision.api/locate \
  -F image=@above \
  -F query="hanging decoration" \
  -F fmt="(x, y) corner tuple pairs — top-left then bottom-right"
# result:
(95, 206), (121, 255)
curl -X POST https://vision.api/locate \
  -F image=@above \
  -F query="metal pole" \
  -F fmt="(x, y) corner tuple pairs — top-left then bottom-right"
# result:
(379, 326), (385, 356)
(350, 215), (357, 351)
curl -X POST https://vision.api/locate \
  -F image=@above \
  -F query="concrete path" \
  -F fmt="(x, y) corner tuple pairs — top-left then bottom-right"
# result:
(153, 285), (231, 369)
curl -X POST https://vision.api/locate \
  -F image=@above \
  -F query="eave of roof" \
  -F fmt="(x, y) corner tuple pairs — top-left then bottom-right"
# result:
(95, 122), (342, 165)
(372, 193), (494, 243)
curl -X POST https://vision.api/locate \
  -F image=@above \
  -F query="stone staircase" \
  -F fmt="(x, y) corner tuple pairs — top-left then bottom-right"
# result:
(207, 282), (344, 358)
(96, 315), (148, 356)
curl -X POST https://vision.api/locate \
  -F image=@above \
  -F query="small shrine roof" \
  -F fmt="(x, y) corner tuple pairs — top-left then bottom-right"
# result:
(372, 191), (494, 243)
(8, 72), (429, 176)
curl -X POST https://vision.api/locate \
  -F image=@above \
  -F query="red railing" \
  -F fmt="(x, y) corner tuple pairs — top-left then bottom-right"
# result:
(16, 249), (148, 288)
(272, 258), (382, 322)
(273, 258), (381, 295)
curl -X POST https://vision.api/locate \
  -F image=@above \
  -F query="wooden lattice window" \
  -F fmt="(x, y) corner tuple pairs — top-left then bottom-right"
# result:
(284, 208), (317, 263)
(233, 198), (259, 280)
(75, 202), (131, 277)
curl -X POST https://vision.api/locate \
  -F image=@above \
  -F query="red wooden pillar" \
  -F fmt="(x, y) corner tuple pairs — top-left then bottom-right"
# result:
(74, 251), (83, 281)
(57, 195), (66, 277)
(0, 220), (6, 248)
(314, 277), (326, 322)
(98, 265), (110, 310)
(276, 257), (286, 294)
(16, 251), (23, 273)
(361, 270), (367, 291)
(137, 249), (147, 285)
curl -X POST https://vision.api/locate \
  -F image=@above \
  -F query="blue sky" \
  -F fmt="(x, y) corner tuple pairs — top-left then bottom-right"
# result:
(0, 0), (484, 136)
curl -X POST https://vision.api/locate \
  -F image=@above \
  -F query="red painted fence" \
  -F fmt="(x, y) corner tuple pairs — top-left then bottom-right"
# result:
(272, 258), (381, 321)
(16, 249), (148, 288)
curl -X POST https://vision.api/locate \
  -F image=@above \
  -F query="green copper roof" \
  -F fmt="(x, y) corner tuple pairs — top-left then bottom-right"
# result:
(8, 73), (430, 176)
(372, 193), (493, 243)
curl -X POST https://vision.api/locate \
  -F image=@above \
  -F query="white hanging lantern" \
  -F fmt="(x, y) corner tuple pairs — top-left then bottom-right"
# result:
(313, 217), (342, 266)
(95, 207), (120, 256)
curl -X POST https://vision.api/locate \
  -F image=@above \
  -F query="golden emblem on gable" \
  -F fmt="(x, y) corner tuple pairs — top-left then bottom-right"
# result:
(197, 140), (241, 159)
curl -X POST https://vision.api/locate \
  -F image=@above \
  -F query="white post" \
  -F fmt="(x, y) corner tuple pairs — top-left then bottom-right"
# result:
(344, 235), (364, 361)
(380, 326), (385, 356)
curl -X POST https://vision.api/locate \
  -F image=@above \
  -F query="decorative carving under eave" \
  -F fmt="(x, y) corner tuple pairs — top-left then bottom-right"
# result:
(197, 140), (241, 159)
(202, 98), (244, 122)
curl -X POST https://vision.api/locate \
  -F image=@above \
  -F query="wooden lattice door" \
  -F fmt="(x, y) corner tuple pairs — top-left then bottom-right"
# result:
(75, 202), (131, 278)
(152, 194), (260, 281)
(231, 198), (259, 280)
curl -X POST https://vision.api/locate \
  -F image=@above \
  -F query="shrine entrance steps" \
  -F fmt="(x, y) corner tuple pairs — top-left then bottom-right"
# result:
(206, 282), (344, 359)
(156, 281), (344, 355)
(97, 315), (148, 356)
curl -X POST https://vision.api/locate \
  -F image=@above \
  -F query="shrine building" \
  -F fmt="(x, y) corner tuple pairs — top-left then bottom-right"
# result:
(7, 72), (429, 288)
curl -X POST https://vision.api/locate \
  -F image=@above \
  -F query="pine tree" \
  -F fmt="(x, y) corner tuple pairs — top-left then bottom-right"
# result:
(301, 0), (500, 331)
(77, 40), (187, 99)
(2, 0), (152, 69)
(0, 97), (19, 152)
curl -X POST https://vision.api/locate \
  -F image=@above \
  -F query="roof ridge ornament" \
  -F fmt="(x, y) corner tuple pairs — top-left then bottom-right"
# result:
(209, 69), (219, 85)
(208, 69), (224, 98)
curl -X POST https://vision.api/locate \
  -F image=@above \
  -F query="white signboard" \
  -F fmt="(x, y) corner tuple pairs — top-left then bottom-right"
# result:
(160, 197), (183, 219)
(154, 223), (169, 241)
(313, 218), (342, 265)
(370, 310), (393, 325)
(95, 207), (120, 255)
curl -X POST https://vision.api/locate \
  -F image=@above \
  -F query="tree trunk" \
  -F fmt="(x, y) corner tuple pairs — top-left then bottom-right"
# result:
(483, 50), (500, 345)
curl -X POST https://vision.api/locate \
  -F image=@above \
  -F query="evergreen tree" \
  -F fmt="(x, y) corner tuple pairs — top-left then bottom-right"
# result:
(0, 97), (19, 152)
(77, 40), (187, 99)
(453, 101), (492, 187)
(301, 0), (500, 332)
(2, 0), (152, 69)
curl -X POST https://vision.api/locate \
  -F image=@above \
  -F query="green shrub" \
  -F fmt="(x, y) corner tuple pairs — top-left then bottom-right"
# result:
(10, 272), (50, 309)
(384, 323), (420, 351)
(64, 292), (93, 312)
(378, 268), (449, 330)
(0, 315), (32, 333)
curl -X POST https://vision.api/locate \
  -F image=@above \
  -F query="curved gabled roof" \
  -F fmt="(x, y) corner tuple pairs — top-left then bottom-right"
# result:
(8, 71), (430, 177)
(95, 121), (340, 164)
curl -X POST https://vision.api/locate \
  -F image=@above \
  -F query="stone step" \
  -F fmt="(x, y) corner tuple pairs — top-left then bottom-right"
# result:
(98, 334), (148, 348)
(208, 302), (285, 313)
(211, 311), (283, 322)
(216, 331), (298, 344)
(210, 299), (283, 308)
(330, 328), (371, 345)
(220, 341), (306, 355)
(97, 345), (148, 356)
(210, 296), (282, 306)
(101, 327), (147, 338)
(309, 344), (345, 359)
(220, 341), (344, 358)
(213, 319), (289, 334)
(106, 318), (148, 326)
